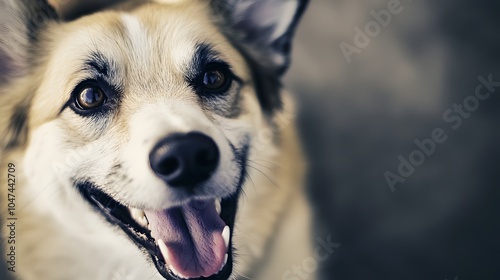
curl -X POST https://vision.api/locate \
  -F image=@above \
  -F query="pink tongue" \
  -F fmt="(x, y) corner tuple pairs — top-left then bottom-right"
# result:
(144, 200), (226, 278)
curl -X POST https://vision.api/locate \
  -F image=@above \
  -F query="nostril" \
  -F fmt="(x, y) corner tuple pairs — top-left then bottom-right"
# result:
(157, 157), (180, 176)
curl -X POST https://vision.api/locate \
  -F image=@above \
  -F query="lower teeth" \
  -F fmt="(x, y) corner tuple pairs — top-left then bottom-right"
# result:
(215, 199), (222, 214)
(129, 208), (149, 229)
(219, 253), (228, 272)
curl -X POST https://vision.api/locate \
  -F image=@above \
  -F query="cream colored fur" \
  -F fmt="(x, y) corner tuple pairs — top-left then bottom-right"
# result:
(0, 1), (312, 279)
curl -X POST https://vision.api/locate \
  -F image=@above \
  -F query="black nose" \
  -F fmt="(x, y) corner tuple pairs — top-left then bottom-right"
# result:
(149, 132), (220, 187)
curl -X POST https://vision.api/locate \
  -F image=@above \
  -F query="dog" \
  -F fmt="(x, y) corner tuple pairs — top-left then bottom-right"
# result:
(0, 0), (311, 279)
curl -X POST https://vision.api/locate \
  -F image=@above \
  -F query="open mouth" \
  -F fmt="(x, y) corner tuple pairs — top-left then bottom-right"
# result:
(76, 182), (240, 280)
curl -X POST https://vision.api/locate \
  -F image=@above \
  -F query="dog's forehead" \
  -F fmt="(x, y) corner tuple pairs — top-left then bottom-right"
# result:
(80, 3), (224, 75)
(58, 1), (239, 82)
(119, 3), (219, 73)
(32, 2), (247, 125)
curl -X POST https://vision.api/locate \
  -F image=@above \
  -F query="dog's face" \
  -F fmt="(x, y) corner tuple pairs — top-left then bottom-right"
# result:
(0, 0), (307, 279)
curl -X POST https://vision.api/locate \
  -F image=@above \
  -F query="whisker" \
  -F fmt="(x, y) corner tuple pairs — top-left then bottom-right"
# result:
(245, 171), (257, 190)
(236, 271), (253, 280)
(231, 263), (254, 280)
(247, 159), (274, 172)
(248, 158), (282, 169)
(247, 164), (279, 188)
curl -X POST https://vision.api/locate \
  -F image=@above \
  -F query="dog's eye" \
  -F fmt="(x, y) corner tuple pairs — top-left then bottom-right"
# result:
(76, 86), (106, 110)
(202, 67), (230, 91)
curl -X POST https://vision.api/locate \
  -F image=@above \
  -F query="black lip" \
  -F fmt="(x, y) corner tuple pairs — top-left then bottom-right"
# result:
(76, 182), (240, 280)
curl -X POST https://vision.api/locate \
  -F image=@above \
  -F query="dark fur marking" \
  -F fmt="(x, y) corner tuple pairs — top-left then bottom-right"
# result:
(242, 49), (283, 114)
(26, 0), (59, 43)
(59, 53), (122, 118)
(0, 53), (15, 83)
(83, 52), (112, 77)
(5, 105), (29, 150)
(112, 163), (123, 170)
(186, 44), (215, 83)
(213, 39), (283, 116)
(187, 44), (244, 87)
(1, 1), (58, 82)
(1, 1), (58, 149)
(186, 44), (243, 118)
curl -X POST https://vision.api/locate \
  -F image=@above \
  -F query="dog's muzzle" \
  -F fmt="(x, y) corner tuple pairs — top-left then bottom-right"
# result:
(76, 131), (248, 280)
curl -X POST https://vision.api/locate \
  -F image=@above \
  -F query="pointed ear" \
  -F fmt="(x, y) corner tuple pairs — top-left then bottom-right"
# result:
(0, 0), (59, 83)
(212, 0), (309, 76)
(0, 0), (58, 151)
(212, 0), (308, 114)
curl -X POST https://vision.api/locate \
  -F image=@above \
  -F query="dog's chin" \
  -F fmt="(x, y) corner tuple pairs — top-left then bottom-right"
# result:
(76, 182), (240, 280)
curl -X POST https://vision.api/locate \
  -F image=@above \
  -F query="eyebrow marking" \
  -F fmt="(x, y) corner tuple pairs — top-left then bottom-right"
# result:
(186, 44), (219, 85)
(83, 52), (111, 77)
(190, 44), (219, 74)
(186, 44), (244, 118)
(187, 44), (243, 84)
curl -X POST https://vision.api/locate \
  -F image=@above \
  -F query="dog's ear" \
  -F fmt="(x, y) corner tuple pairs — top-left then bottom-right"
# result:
(0, 0), (58, 151)
(212, 0), (308, 113)
(0, 0), (58, 83)
(212, 0), (309, 75)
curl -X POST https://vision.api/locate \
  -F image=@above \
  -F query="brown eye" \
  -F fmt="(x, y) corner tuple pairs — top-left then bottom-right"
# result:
(76, 86), (105, 109)
(202, 68), (227, 90)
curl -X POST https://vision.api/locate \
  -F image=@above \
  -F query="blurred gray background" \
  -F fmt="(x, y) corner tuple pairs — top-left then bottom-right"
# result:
(287, 0), (500, 279)
(2, 0), (500, 279)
